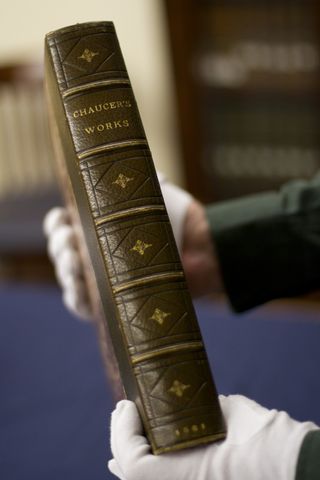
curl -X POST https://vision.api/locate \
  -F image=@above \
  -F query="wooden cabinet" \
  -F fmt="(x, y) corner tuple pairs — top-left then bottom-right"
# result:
(165, 0), (320, 202)
(0, 64), (59, 282)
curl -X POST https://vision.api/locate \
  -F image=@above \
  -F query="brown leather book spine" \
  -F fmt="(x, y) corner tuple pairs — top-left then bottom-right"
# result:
(44, 21), (225, 454)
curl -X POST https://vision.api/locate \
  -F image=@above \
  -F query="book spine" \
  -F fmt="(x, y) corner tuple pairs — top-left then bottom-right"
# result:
(45, 22), (225, 454)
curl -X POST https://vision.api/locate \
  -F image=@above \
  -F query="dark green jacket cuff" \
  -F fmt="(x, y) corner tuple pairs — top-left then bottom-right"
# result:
(206, 177), (320, 312)
(296, 430), (320, 480)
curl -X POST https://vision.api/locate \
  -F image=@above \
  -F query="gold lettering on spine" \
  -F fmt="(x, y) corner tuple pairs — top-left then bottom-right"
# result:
(84, 119), (130, 135)
(72, 100), (131, 118)
(175, 423), (206, 437)
(84, 120), (130, 135)
(84, 126), (95, 134)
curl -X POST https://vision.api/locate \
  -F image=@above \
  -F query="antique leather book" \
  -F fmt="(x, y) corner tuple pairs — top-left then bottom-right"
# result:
(44, 21), (226, 454)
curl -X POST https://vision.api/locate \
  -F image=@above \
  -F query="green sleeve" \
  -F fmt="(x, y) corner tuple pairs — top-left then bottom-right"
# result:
(296, 430), (320, 480)
(206, 175), (320, 312)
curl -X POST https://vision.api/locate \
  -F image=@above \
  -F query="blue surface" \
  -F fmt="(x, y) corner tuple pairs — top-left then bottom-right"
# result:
(0, 284), (112, 480)
(200, 300), (320, 424)
(1, 284), (320, 479)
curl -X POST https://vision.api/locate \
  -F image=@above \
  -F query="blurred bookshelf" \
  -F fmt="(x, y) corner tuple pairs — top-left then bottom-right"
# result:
(0, 64), (60, 282)
(165, 0), (320, 203)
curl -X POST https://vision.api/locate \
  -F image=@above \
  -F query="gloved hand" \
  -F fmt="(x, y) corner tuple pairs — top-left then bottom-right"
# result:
(43, 173), (193, 320)
(108, 396), (318, 480)
(43, 206), (93, 320)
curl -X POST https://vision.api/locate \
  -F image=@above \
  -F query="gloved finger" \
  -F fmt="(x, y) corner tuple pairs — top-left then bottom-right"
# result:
(43, 207), (70, 237)
(108, 459), (127, 480)
(110, 400), (150, 470)
(55, 247), (84, 285)
(159, 178), (192, 253)
(220, 394), (274, 417)
(62, 277), (92, 321)
(59, 269), (85, 292)
(220, 395), (277, 444)
(156, 171), (165, 183)
(47, 223), (77, 260)
(110, 401), (212, 480)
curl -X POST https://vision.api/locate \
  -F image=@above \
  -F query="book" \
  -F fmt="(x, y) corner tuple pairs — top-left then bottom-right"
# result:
(44, 21), (225, 455)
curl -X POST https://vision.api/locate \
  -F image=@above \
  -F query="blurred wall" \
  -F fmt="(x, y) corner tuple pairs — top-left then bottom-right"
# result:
(0, 0), (184, 184)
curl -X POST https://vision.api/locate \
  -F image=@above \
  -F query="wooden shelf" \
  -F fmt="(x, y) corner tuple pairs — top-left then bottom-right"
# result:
(165, 0), (320, 203)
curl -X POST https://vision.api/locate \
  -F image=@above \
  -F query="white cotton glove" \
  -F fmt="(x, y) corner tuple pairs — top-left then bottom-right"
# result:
(43, 206), (93, 320)
(157, 172), (193, 251)
(43, 173), (193, 321)
(108, 396), (318, 480)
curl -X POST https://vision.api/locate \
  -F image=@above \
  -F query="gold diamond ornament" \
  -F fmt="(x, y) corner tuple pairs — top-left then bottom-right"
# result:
(169, 380), (191, 398)
(130, 239), (152, 256)
(112, 173), (134, 189)
(78, 48), (99, 63)
(150, 308), (171, 325)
